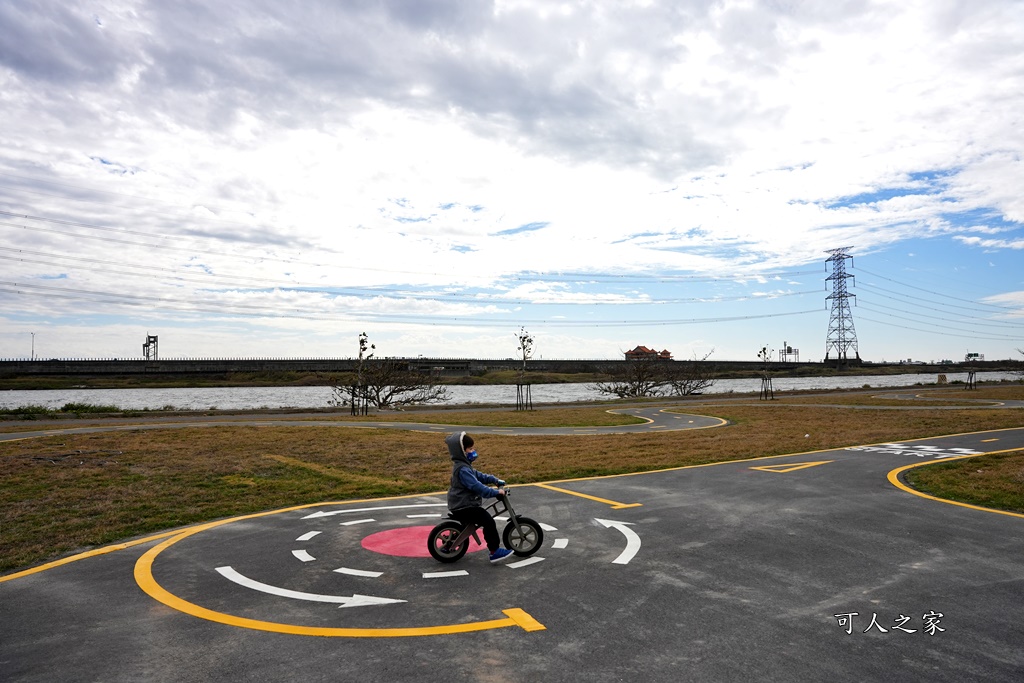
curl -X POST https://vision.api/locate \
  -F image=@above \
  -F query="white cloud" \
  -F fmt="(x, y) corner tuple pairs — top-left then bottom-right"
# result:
(0, 0), (1022, 360)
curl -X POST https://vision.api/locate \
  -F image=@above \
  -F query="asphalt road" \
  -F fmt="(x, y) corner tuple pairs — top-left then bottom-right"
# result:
(2, 421), (1023, 682)
(0, 406), (725, 442)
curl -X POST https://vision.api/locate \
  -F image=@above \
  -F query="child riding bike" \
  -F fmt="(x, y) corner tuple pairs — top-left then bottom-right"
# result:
(445, 431), (515, 564)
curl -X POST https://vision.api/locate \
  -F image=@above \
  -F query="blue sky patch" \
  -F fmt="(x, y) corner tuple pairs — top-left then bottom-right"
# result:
(494, 221), (550, 236)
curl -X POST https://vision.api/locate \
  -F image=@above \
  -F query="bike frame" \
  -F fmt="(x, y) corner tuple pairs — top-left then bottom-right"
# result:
(447, 489), (520, 549)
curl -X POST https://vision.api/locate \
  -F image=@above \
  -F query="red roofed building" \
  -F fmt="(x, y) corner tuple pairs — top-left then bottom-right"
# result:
(625, 345), (673, 360)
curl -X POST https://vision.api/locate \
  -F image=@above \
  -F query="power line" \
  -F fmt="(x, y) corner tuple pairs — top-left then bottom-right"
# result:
(856, 314), (1024, 343)
(856, 287), (1024, 329)
(857, 304), (1024, 340)
(854, 266), (1015, 311)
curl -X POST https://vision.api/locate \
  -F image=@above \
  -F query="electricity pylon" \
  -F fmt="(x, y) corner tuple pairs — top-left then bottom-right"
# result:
(824, 247), (859, 364)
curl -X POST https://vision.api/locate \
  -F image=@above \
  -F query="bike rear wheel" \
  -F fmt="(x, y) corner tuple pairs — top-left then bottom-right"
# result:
(502, 517), (544, 557)
(427, 520), (469, 563)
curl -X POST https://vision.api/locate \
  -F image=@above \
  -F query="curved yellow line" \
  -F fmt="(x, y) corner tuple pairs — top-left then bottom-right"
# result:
(0, 530), (183, 584)
(658, 410), (729, 430)
(887, 456), (1024, 520)
(132, 502), (543, 637)
(606, 408), (654, 425)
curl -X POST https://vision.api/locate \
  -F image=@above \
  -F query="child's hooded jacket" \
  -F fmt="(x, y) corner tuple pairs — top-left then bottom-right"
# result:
(445, 431), (502, 511)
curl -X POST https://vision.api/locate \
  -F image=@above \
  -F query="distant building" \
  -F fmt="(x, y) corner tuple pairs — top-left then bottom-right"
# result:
(625, 345), (672, 360)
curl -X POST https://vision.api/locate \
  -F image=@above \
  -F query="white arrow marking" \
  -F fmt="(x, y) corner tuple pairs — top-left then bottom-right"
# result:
(292, 549), (316, 562)
(215, 566), (405, 608)
(596, 518), (641, 565)
(301, 503), (446, 519)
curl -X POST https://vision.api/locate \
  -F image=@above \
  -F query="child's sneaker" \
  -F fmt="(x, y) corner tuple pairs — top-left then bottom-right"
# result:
(489, 548), (515, 564)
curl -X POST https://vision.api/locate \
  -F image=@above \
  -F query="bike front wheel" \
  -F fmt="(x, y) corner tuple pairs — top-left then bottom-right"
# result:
(427, 520), (469, 563)
(502, 517), (544, 557)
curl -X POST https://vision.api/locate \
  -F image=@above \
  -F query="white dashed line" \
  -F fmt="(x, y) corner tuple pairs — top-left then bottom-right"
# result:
(334, 567), (384, 578)
(507, 557), (545, 569)
(296, 531), (321, 541)
(339, 518), (375, 526)
(291, 549), (316, 562)
(553, 538), (568, 549)
(422, 570), (469, 579)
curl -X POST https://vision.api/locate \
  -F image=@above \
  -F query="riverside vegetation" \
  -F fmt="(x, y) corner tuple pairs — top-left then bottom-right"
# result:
(1, 385), (1022, 575)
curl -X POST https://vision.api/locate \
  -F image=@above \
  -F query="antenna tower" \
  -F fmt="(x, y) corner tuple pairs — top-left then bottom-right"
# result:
(824, 247), (859, 364)
(143, 334), (158, 361)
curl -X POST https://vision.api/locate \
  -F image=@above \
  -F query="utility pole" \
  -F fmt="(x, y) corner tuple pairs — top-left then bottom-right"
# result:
(31, 332), (35, 360)
(824, 247), (859, 366)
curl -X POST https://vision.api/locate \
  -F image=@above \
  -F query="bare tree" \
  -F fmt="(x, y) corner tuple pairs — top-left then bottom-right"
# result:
(356, 332), (375, 384)
(663, 349), (716, 396)
(514, 327), (535, 410)
(360, 358), (451, 409)
(595, 357), (667, 398)
(331, 333), (449, 410)
(515, 327), (534, 379)
(597, 350), (717, 398)
(758, 345), (775, 400)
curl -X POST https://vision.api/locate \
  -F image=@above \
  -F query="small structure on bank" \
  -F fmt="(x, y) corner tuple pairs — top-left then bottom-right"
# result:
(625, 345), (672, 361)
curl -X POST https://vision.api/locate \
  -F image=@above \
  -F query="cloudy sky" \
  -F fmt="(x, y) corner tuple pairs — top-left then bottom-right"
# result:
(1, 0), (1022, 363)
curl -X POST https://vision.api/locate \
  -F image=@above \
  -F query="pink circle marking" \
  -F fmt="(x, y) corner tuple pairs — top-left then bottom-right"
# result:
(361, 525), (486, 558)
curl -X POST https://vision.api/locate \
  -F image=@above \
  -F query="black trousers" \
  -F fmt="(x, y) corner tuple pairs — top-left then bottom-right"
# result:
(450, 505), (500, 553)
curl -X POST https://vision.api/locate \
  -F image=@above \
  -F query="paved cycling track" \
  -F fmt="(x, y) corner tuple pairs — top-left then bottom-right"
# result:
(1, 396), (1023, 682)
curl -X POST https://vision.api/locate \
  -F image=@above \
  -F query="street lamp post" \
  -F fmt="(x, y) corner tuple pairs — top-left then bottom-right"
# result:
(31, 332), (35, 361)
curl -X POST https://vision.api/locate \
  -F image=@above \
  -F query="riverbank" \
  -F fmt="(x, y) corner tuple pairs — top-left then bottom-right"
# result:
(2, 361), (1019, 390)
(2, 372), (1020, 415)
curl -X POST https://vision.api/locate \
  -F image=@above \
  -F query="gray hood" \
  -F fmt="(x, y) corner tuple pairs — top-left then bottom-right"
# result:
(445, 431), (470, 465)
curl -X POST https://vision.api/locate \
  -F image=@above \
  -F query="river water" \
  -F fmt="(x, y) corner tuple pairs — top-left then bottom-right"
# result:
(0, 372), (1016, 411)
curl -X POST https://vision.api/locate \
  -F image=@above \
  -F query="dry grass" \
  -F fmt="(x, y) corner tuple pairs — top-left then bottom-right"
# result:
(906, 450), (1024, 514)
(929, 385), (1024, 401)
(325, 407), (648, 427)
(1, 403), (1022, 574)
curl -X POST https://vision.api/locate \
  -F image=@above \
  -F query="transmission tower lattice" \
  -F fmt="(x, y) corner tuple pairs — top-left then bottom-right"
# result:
(143, 334), (158, 361)
(824, 247), (859, 363)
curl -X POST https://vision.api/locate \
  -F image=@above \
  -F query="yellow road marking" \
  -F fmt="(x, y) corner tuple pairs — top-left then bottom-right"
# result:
(533, 483), (642, 509)
(982, 438), (999, 443)
(0, 530), (183, 584)
(504, 608), (546, 632)
(887, 451), (1024, 520)
(7, 426), (1022, 583)
(751, 460), (834, 473)
(132, 504), (545, 638)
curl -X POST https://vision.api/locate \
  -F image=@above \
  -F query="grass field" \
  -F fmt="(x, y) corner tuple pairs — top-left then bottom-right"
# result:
(2, 396), (1022, 575)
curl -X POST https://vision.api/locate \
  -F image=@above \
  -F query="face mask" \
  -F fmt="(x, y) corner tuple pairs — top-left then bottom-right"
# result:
(466, 449), (478, 462)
